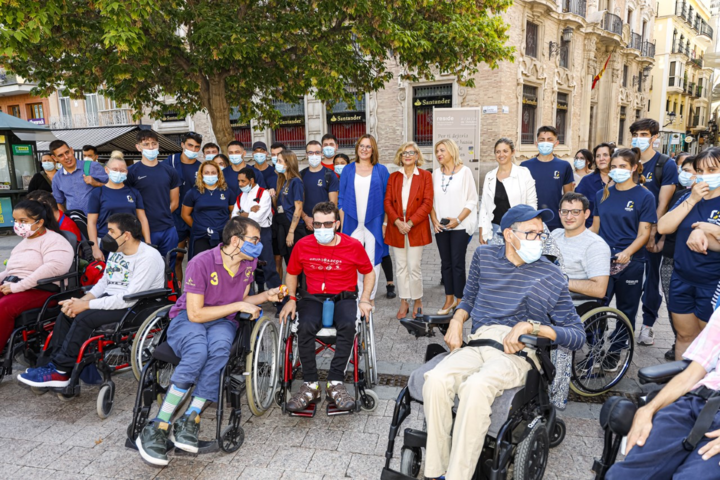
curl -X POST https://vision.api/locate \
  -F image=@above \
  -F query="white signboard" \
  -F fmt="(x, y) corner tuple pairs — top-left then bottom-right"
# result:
(432, 107), (482, 191)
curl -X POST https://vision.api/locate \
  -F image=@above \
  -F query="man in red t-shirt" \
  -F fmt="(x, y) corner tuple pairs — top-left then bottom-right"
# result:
(280, 201), (375, 412)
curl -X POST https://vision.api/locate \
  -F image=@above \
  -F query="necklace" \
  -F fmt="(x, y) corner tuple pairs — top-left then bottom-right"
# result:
(441, 165), (456, 193)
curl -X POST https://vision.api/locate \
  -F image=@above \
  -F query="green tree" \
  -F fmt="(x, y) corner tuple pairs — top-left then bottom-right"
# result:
(0, 0), (514, 148)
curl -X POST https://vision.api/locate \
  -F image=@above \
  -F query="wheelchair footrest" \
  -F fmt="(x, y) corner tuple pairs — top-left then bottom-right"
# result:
(326, 401), (353, 416)
(174, 440), (219, 455)
(289, 402), (318, 418)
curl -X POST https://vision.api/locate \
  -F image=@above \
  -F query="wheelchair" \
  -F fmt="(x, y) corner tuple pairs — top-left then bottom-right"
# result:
(1, 231), (90, 384)
(276, 309), (379, 416)
(27, 248), (184, 419)
(126, 310), (278, 455)
(380, 332), (566, 480)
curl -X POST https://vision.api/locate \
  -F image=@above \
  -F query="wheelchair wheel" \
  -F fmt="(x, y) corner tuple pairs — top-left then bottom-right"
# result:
(360, 389), (379, 412)
(104, 347), (131, 373)
(549, 418), (566, 448)
(57, 392), (75, 402)
(400, 447), (422, 478)
(514, 420), (549, 480)
(130, 305), (172, 381)
(220, 425), (245, 453)
(96, 383), (114, 419)
(361, 314), (378, 388)
(30, 386), (49, 396)
(571, 307), (634, 396)
(246, 316), (279, 416)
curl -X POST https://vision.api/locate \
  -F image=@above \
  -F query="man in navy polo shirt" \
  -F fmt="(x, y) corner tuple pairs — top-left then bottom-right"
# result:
(521, 126), (574, 231)
(300, 140), (339, 231)
(127, 130), (181, 269)
(630, 118), (679, 346)
(223, 141), (266, 202)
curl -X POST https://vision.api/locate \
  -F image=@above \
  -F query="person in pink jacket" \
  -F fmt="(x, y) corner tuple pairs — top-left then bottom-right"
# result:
(0, 200), (74, 349)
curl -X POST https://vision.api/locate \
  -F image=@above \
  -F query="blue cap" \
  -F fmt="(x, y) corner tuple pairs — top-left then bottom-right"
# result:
(500, 204), (554, 232)
(252, 141), (268, 152)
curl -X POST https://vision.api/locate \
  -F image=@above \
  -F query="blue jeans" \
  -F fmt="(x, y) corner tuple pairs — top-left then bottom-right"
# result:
(167, 310), (237, 402)
(151, 227), (179, 271)
(607, 395), (720, 479)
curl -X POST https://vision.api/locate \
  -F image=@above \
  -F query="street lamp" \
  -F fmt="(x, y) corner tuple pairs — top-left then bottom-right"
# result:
(664, 111), (677, 127)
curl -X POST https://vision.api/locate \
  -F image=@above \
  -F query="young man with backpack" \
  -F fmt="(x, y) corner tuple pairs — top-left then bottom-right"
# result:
(300, 140), (339, 231)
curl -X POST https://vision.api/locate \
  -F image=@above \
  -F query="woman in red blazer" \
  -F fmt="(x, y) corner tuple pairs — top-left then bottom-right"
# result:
(384, 142), (434, 319)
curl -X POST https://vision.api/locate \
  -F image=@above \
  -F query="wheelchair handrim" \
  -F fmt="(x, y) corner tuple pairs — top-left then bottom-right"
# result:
(130, 305), (173, 381)
(248, 317), (279, 415)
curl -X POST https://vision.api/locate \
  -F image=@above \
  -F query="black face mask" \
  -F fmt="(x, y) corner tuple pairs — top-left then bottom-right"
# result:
(101, 231), (126, 253)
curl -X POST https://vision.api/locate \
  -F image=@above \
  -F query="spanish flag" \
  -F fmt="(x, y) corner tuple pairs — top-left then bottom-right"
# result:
(592, 54), (612, 90)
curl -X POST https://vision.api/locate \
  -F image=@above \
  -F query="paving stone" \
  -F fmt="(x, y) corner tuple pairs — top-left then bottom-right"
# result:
(81, 448), (161, 479)
(13, 466), (56, 479)
(306, 450), (351, 477)
(237, 466), (285, 479)
(336, 431), (379, 455)
(281, 471), (323, 479)
(267, 426), (309, 447)
(17, 442), (73, 468)
(346, 453), (387, 479)
(229, 442), (279, 468)
(196, 462), (244, 480)
(300, 428), (344, 450)
(269, 446), (315, 472)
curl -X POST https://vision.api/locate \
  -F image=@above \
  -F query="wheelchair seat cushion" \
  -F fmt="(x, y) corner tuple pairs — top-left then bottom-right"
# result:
(153, 342), (181, 366)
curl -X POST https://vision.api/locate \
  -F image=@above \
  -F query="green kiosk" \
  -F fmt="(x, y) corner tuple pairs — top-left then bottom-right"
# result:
(0, 112), (57, 229)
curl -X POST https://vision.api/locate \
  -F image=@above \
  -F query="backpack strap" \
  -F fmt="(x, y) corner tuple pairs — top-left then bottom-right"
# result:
(255, 187), (265, 203)
(654, 153), (670, 186)
(324, 167), (332, 193)
(83, 160), (91, 176)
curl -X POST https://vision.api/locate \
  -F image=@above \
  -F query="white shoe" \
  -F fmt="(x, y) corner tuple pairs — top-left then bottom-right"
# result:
(637, 325), (654, 346)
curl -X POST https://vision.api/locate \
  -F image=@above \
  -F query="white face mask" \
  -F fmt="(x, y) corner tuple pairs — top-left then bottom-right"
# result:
(308, 155), (322, 167)
(512, 233), (544, 264)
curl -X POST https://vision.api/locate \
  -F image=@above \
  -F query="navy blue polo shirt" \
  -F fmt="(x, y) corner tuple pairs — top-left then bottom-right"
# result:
(278, 177), (304, 223)
(183, 186), (233, 237)
(127, 161), (181, 231)
(223, 165), (267, 203)
(642, 152), (679, 206)
(521, 157), (574, 230)
(671, 193), (720, 287)
(301, 167), (339, 216)
(174, 159), (200, 213)
(593, 185), (657, 260)
(87, 185), (145, 238)
(576, 172), (607, 228)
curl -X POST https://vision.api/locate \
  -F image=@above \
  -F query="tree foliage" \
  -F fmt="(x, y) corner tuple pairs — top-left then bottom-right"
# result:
(0, 0), (514, 148)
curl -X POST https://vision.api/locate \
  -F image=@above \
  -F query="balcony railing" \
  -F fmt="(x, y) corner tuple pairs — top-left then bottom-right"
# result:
(676, 1), (688, 20)
(629, 32), (642, 50)
(699, 23), (714, 40)
(686, 82), (695, 95)
(0, 71), (21, 86)
(562, 0), (587, 17)
(672, 42), (690, 56)
(48, 108), (136, 129)
(601, 11), (623, 36)
(696, 85), (704, 97)
(689, 56), (704, 68)
(642, 41), (656, 58)
(676, 2), (714, 40)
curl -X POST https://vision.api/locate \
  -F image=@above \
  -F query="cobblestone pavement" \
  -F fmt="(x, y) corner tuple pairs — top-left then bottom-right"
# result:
(0, 234), (673, 479)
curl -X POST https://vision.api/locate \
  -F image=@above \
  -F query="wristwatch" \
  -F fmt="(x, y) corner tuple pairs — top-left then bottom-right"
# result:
(528, 320), (541, 336)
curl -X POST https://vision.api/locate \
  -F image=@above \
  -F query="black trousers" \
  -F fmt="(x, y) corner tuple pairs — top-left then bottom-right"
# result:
(435, 230), (470, 298)
(259, 226), (281, 289)
(297, 297), (356, 382)
(49, 309), (127, 372)
(381, 255), (393, 283)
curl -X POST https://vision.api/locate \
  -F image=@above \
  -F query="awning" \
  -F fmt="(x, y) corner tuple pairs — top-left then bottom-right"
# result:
(14, 130), (58, 142)
(0, 111), (58, 142)
(37, 125), (182, 154)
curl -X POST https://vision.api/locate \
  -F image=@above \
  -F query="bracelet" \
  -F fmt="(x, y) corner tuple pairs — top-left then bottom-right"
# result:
(289, 295), (297, 302)
(383, 223), (387, 226)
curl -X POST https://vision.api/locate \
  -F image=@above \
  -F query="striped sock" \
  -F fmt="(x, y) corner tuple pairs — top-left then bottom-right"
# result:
(184, 396), (206, 417)
(156, 384), (188, 423)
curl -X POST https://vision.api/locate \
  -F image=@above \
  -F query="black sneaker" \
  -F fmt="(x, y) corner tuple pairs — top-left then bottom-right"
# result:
(136, 421), (170, 466)
(386, 284), (397, 299)
(602, 352), (621, 373)
(665, 344), (676, 361)
(171, 411), (200, 453)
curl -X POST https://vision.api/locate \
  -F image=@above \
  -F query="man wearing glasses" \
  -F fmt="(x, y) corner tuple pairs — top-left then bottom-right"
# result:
(422, 204), (584, 480)
(550, 192), (611, 302)
(301, 140), (339, 231)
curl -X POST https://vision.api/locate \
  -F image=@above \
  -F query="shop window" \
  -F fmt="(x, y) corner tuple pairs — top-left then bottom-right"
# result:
(618, 106), (626, 145)
(525, 22), (538, 58)
(521, 86), (538, 145)
(272, 99), (306, 150)
(412, 84), (452, 146)
(328, 95), (366, 148)
(556, 93), (568, 145)
(8, 105), (20, 118)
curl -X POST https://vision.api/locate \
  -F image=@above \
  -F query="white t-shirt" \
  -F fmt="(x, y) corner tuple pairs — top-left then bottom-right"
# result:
(355, 173), (372, 224)
(550, 228), (611, 303)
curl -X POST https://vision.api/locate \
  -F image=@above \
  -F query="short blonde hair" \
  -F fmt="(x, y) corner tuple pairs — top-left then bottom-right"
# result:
(195, 161), (228, 194)
(393, 142), (424, 167)
(109, 150), (124, 161)
(434, 138), (462, 167)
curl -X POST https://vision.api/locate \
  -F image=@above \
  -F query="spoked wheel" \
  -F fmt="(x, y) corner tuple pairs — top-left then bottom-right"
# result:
(514, 420), (549, 480)
(246, 317), (279, 416)
(549, 418), (566, 448)
(104, 347), (131, 374)
(400, 447), (423, 478)
(274, 387), (291, 408)
(96, 383), (115, 419)
(361, 314), (378, 388)
(155, 360), (178, 405)
(220, 425), (245, 453)
(571, 307), (634, 396)
(130, 306), (172, 381)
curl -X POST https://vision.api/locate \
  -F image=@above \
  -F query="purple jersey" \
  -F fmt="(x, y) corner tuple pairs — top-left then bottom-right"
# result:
(169, 245), (257, 322)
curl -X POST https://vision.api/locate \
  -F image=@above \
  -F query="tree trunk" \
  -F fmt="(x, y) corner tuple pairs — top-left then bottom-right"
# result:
(200, 75), (235, 152)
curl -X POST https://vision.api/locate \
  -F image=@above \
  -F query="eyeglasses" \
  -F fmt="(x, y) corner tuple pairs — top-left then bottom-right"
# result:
(559, 209), (584, 217)
(358, 145), (373, 151)
(312, 221), (336, 229)
(306, 150), (322, 155)
(139, 142), (159, 148)
(242, 235), (261, 245)
(512, 230), (548, 241)
(401, 151), (418, 157)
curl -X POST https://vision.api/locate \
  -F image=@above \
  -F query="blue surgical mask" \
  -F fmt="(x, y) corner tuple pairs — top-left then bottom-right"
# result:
(271, 155), (278, 165)
(203, 175), (218, 186)
(240, 184), (252, 193)
(308, 155), (322, 168)
(512, 234), (543, 264)
(253, 153), (267, 164)
(537, 142), (554, 156)
(678, 171), (696, 188)
(205, 153), (217, 161)
(631, 137), (651, 152)
(314, 228), (335, 244)
(240, 240), (263, 259)
(42, 161), (56, 172)
(334, 165), (345, 175)
(184, 149), (199, 160)
(229, 154), (244, 165)
(608, 168), (632, 183)
(323, 146), (336, 158)
(143, 149), (160, 161)
(276, 164), (286, 174)
(699, 173), (720, 190)
(108, 170), (128, 184)
(574, 159), (586, 170)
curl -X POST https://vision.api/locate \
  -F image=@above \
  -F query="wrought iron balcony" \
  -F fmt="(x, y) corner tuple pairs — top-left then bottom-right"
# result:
(628, 32), (642, 50)
(48, 108), (135, 129)
(689, 56), (703, 68)
(601, 11), (623, 36)
(699, 23), (714, 40)
(642, 41), (656, 58)
(562, 0), (586, 17)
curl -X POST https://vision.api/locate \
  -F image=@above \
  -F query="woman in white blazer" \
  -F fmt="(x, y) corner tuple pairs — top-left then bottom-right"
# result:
(478, 138), (537, 244)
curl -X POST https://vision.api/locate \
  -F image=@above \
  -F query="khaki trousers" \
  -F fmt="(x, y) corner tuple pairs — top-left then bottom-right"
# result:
(391, 237), (424, 300)
(422, 325), (535, 480)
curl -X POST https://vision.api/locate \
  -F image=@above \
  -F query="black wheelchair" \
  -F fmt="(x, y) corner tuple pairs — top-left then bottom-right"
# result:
(126, 310), (278, 455)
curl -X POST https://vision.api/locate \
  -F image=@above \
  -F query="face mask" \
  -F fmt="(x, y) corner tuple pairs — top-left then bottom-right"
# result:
(631, 137), (651, 152)
(323, 146), (336, 158)
(203, 175), (218, 186)
(678, 171), (696, 188)
(240, 240), (263, 259)
(83, 157), (94, 163)
(253, 153), (267, 164)
(271, 156), (278, 165)
(699, 173), (720, 190)
(101, 232), (126, 253)
(143, 149), (159, 161)
(205, 154), (217, 161)
(308, 155), (322, 168)
(42, 162), (56, 172)
(574, 159), (586, 170)
(608, 168), (632, 183)
(512, 233), (544, 264)
(537, 142), (554, 156)
(229, 154), (244, 165)
(334, 165), (345, 175)
(276, 164), (286, 174)
(314, 228), (335, 244)
(13, 220), (39, 239)
(240, 184), (252, 193)
(108, 170), (127, 184)
(184, 149), (199, 160)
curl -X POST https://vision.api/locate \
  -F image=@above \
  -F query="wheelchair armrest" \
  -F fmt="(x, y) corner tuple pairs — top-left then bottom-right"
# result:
(36, 272), (78, 285)
(235, 312), (253, 322)
(122, 288), (172, 302)
(519, 335), (551, 349)
(418, 313), (453, 325)
(570, 292), (605, 303)
(599, 396), (637, 436)
(638, 360), (692, 385)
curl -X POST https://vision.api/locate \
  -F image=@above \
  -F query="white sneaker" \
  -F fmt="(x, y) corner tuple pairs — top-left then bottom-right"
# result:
(637, 325), (654, 346)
